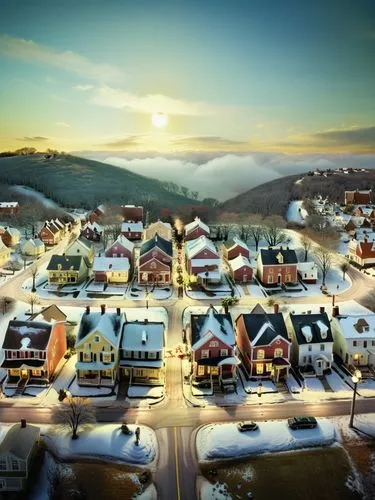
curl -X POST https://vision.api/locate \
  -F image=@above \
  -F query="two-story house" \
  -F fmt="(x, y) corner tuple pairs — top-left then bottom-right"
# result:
(121, 221), (144, 240)
(286, 308), (334, 376)
(21, 238), (45, 257)
(184, 217), (210, 242)
(46, 255), (88, 285)
(144, 220), (173, 241)
(235, 304), (291, 381)
(331, 307), (375, 367)
(1, 228), (20, 247)
(228, 254), (253, 283)
(185, 236), (221, 285)
(120, 320), (165, 385)
(223, 237), (250, 261)
(39, 220), (61, 246)
(81, 222), (103, 242)
(256, 247), (298, 286)
(345, 189), (372, 205)
(348, 236), (375, 268)
(75, 306), (125, 386)
(138, 233), (173, 285)
(0, 316), (67, 387)
(121, 204), (144, 222)
(189, 305), (238, 389)
(65, 238), (95, 268)
(0, 421), (40, 492)
(105, 234), (134, 262)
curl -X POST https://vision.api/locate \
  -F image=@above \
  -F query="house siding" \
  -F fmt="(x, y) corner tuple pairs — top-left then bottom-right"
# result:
(185, 226), (209, 241)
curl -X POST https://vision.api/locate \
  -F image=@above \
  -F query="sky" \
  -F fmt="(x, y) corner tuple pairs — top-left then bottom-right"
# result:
(0, 0), (375, 154)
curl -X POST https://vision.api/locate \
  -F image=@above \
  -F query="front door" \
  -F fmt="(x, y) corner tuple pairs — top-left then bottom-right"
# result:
(21, 369), (28, 379)
(277, 274), (281, 284)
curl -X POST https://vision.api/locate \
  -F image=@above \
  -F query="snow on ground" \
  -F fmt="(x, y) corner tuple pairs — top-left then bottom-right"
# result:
(200, 479), (233, 500)
(68, 378), (116, 397)
(303, 377), (325, 392)
(358, 379), (375, 397)
(326, 371), (352, 393)
(286, 374), (302, 393)
(43, 424), (158, 465)
(335, 413), (375, 441)
(196, 419), (337, 461)
(127, 385), (164, 399)
(240, 375), (278, 394)
(286, 201), (308, 225)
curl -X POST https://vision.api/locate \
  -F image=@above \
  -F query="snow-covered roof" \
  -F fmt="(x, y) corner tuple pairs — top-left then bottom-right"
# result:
(229, 254), (252, 271)
(191, 306), (234, 350)
(4, 227), (20, 237)
(185, 235), (218, 258)
(110, 234), (134, 252)
(121, 322), (165, 351)
(93, 257), (130, 271)
(184, 217), (210, 235)
(66, 237), (92, 254)
(217, 356), (241, 366)
(0, 202), (18, 208)
(147, 220), (172, 230)
(190, 258), (221, 267)
(83, 222), (103, 233)
(121, 221), (143, 232)
(335, 315), (375, 339)
(196, 268), (221, 280)
(297, 262), (318, 273)
(76, 311), (124, 348)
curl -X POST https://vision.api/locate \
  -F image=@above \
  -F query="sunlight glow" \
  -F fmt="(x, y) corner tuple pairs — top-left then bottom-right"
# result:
(151, 112), (168, 129)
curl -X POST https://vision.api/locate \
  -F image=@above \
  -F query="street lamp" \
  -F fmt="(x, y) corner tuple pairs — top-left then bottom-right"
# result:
(349, 369), (362, 428)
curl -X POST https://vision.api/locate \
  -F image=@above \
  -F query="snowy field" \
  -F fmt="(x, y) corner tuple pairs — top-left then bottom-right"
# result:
(286, 201), (308, 225)
(196, 419), (337, 461)
(10, 185), (61, 209)
(43, 424), (158, 465)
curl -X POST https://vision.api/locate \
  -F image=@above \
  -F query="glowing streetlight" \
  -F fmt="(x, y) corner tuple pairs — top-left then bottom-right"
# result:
(349, 369), (362, 428)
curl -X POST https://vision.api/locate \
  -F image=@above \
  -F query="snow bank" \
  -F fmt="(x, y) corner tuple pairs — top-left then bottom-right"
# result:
(43, 424), (157, 465)
(286, 201), (307, 225)
(196, 419), (337, 461)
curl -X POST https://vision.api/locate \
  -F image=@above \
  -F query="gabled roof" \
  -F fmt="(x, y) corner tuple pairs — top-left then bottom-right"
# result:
(30, 304), (67, 323)
(259, 248), (298, 265)
(334, 314), (375, 339)
(82, 221), (103, 233)
(229, 254), (252, 271)
(147, 220), (172, 231)
(4, 227), (20, 237)
(121, 221), (143, 232)
(0, 423), (40, 459)
(237, 311), (289, 346)
(107, 234), (134, 253)
(185, 235), (218, 259)
(23, 238), (44, 249)
(140, 233), (172, 257)
(121, 321), (165, 351)
(76, 311), (125, 347)
(66, 237), (93, 254)
(290, 313), (333, 345)
(94, 257), (130, 271)
(184, 217), (210, 235)
(297, 261), (318, 273)
(224, 237), (248, 251)
(357, 239), (375, 259)
(190, 305), (234, 349)
(1, 320), (52, 350)
(47, 255), (84, 271)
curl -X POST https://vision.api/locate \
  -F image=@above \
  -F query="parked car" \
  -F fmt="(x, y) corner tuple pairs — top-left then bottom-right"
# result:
(288, 416), (317, 430)
(237, 421), (259, 432)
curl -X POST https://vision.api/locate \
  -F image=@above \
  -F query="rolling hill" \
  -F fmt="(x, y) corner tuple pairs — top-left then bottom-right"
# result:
(0, 154), (197, 211)
(220, 170), (375, 217)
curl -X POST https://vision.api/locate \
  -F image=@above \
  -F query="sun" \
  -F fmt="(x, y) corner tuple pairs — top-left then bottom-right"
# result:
(151, 112), (168, 129)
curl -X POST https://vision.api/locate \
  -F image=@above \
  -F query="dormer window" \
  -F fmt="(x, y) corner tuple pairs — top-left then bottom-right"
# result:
(275, 252), (284, 264)
(94, 335), (100, 343)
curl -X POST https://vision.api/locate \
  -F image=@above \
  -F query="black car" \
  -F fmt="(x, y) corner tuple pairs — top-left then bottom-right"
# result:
(288, 416), (318, 430)
(237, 421), (259, 432)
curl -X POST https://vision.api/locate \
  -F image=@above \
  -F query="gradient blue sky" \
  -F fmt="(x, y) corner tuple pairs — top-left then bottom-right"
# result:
(1, 0), (374, 152)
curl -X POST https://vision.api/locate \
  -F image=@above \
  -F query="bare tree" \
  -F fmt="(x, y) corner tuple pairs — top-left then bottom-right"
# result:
(27, 292), (39, 315)
(340, 261), (350, 281)
(53, 397), (96, 440)
(262, 217), (287, 247)
(248, 225), (264, 252)
(300, 234), (312, 262)
(315, 247), (332, 286)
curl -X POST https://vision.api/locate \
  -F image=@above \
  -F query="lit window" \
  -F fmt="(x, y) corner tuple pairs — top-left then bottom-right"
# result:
(201, 349), (210, 359)
(209, 340), (219, 348)
(274, 348), (283, 357)
(256, 364), (264, 374)
(220, 349), (228, 356)
(257, 350), (265, 360)
(266, 363), (273, 372)
(198, 365), (205, 376)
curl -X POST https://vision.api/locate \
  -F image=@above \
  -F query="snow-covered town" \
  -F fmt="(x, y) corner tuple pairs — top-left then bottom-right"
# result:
(0, 186), (374, 499)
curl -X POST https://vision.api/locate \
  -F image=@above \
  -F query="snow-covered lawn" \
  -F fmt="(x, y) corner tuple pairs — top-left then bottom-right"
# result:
(68, 378), (116, 397)
(245, 283), (267, 298)
(196, 419), (337, 461)
(240, 375), (278, 394)
(303, 377), (325, 392)
(127, 385), (164, 399)
(286, 374), (302, 393)
(358, 379), (375, 398)
(43, 424), (158, 465)
(286, 201), (308, 225)
(325, 371), (352, 393)
(336, 413), (375, 440)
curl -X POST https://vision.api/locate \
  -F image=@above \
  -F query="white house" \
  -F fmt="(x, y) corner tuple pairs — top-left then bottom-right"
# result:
(21, 238), (45, 257)
(0, 421), (40, 492)
(65, 238), (95, 267)
(297, 261), (318, 284)
(331, 310), (375, 367)
(119, 320), (165, 385)
(286, 310), (334, 376)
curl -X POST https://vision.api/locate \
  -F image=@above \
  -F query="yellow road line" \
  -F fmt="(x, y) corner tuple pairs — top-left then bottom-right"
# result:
(174, 426), (181, 500)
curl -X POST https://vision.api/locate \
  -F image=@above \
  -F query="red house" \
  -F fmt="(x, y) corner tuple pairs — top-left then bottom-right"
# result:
(256, 247), (298, 286)
(1, 316), (67, 387)
(138, 234), (173, 285)
(228, 255), (253, 283)
(39, 221), (61, 246)
(105, 234), (134, 262)
(121, 205), (144, 222)
(345, 189), (372, 205)
(223, 237), (250, 261)
(185, 236), (221, 284)
(184, 217), (210, 242)
(121, 221), (144, 240)
(189, 305), (239, 389)
(348, 236), (375, 267)
(81, 222), (103, 241)
(235, 304), (291, 381)
(0, 202), (19, 215)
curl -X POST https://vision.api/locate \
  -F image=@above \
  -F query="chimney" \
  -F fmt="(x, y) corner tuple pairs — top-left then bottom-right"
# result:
(320, 306), (325, 314)
(332, 305), (340, 317)
(116, 307), (121, 316)
(86, 306), (90, 315)
(273, 303), (279, 314)
(101, 304), (106, 315)
(20, 419), (27, 428)
(144, 318), (148, 324)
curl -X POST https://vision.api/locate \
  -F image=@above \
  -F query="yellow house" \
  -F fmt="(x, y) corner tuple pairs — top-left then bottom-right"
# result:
(75, 306), (125, 386)
(21, 238), (45, 257)
(93, 257), (130, 283)
(65, 237), (95, 267)
(144, 220), (173, 241)
(46, 255), (88, 285)
(0, 240), (11, 268)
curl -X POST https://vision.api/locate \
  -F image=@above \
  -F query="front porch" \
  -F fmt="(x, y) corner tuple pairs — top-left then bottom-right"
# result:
(4, 365), (48, 387)
(77, 369), (116, 387)
(120, 362), (165, 386)
(193, 356), (240, 387)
